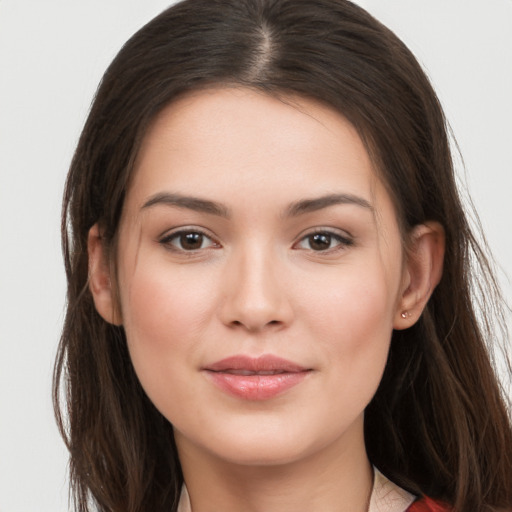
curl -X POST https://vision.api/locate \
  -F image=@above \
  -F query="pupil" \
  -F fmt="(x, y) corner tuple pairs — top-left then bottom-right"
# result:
(310, 233), (331, 250)
(181, 232), (203, 250)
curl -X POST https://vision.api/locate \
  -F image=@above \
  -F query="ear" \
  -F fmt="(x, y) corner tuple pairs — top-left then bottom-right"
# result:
(393, 221), (445, 330)
(88, 224), (122, 326)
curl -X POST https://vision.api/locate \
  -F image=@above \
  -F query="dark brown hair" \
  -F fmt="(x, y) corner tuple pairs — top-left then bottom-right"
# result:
(54, 1), (512, 511)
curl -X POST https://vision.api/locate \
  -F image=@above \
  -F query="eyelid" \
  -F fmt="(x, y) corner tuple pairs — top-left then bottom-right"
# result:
(158, 226), (221, 252)
(293, 227), (354, 252)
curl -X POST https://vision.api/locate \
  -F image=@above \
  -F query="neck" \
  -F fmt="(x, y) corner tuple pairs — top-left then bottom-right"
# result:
(176, 420), (373, 512)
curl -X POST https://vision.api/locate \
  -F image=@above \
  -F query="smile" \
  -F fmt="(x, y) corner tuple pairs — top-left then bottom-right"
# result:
(221, 369), (288, 375)
(203, 355), (312, 401)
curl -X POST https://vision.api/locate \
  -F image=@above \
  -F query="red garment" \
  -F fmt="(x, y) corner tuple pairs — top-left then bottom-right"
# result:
(407, 496), (451, 512)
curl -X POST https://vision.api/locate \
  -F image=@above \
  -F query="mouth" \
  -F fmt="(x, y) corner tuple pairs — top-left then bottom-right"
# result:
(219, 369), (291, 375)
(202, 354), (312, 401)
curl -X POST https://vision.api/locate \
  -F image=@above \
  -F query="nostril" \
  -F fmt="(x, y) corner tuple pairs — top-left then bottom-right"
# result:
(229, 319), (282, 330)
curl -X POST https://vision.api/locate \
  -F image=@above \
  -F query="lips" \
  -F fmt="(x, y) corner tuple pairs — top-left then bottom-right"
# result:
(203, 355), (312, 400)
(221, 369), (288, 376)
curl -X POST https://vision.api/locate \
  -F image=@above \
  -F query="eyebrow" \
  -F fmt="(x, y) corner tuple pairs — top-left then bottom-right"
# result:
(142, 192), (230, 217)
(285, 193), (373, 217)
(141, 192), (373, 218)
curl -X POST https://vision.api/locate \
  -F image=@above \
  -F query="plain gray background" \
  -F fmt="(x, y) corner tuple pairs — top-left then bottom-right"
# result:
(1, 1), (511, 510)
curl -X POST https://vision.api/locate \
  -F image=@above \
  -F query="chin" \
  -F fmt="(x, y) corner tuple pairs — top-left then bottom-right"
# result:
(212, 438), (316, 467)
(180, 414), (357, 469)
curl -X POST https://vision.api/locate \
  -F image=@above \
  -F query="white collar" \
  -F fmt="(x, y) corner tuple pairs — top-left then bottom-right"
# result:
(368, 468), (416, 512)
(177, 467), (416, 512)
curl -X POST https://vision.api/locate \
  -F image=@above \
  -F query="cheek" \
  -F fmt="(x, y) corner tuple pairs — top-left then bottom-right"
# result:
(304, 259), (397, 339)
(119, 260), (217, 400)
(302, 260), (397, 395)
(121, 256), (220, 334)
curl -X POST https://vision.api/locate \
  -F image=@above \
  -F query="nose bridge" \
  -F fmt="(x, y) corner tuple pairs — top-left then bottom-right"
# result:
(220, 239), (291, 331)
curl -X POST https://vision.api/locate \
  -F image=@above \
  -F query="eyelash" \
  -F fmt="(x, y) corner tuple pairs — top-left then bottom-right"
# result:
(158, 228), (354, 254)
(159, 228), (219, 253)
(294, 229), (354, 253)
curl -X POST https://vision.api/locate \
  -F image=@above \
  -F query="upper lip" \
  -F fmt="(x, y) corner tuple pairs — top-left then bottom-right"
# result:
(203, 354), (310, 374)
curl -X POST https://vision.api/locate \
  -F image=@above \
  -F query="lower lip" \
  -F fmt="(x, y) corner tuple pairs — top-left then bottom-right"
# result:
(204, 371), (310, 400)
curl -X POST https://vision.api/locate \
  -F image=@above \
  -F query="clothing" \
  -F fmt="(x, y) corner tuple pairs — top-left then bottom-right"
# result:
(176, 467), (449, 512)
(407, 496), (451, 512)
(369, 468), (415, 512)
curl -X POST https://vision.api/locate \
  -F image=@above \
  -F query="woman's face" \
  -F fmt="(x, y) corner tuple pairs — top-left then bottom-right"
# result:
(113, 88), (408, 466)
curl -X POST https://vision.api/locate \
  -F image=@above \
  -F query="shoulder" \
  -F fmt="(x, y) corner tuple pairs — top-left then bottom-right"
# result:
(407, 496), (452, 512)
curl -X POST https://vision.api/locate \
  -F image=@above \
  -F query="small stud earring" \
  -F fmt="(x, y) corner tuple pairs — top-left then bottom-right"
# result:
(401, 311), (410, 319)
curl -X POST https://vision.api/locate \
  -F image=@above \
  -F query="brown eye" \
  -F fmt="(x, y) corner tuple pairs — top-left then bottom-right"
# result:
(180, 232), (204, 250)
(296, 230), (353, 252)
(308, 233), (332, 251)
(160, 230), (216, 251)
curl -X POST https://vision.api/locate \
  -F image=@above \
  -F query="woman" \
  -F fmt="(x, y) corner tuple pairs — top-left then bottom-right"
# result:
(53, 0), (512, 511)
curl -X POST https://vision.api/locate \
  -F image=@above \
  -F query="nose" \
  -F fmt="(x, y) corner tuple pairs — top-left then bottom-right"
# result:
(218, 246), (293, 332)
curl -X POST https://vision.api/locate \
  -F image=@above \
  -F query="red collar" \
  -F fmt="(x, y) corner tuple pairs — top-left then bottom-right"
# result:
(407, 495), (452, 512)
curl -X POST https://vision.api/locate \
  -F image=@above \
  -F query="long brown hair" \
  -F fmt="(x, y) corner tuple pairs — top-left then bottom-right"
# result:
(54, 1), (512, 511)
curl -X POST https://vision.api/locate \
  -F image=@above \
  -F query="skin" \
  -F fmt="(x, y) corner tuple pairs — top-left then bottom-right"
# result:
(89, 88), (445, 512)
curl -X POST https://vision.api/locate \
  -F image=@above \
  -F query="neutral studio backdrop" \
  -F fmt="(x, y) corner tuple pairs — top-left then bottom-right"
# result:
(1, 1), (511, 511)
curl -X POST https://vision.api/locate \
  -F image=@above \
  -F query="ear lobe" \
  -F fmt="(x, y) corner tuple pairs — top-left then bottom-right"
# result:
(394, 221), (445, 330)
(88, 224), (122, 326)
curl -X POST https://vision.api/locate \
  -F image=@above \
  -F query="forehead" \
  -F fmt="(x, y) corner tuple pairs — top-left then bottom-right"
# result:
(127, 87), (394, 225)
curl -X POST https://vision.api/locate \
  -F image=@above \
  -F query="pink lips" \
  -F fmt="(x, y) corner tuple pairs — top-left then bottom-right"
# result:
(203, 355), (311, 401)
